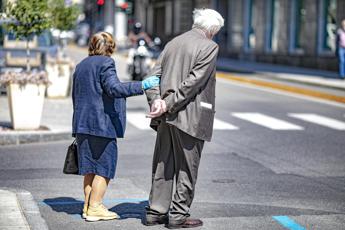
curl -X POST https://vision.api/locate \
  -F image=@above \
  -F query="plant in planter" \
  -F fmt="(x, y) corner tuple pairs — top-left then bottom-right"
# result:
(46, 0), (79, 98)
(0, 0), (51, 130)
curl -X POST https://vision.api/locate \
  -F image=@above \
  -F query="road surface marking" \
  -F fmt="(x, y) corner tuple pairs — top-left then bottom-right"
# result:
(127, 112), (238, 130)
(217, 77), (345, 109)
(217, 72), (345, 104)
(232, 113), (304, 130)
(213, 118), (239, 130)
(288, 113), (345, 130)
(272, 216), (306, 230)
(127, 112), (151, 130)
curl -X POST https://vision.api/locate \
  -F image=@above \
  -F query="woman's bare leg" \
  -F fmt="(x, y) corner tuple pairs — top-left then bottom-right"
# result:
(84, 174), (95, 209)
(89, 175), (110, 206)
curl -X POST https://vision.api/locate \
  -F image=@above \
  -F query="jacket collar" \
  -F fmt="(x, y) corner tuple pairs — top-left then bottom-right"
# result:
(191, 27), (208, 38)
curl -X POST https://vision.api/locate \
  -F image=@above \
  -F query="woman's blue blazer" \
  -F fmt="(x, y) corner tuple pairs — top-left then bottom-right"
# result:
(72, 55), (143, 138)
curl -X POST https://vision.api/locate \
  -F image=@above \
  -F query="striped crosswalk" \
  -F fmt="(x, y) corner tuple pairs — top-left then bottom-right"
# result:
(126, 112), (151, 130)
(213, 119), (239, 130)
(288, 113), (345, 130)
(232, 113), (304, 130)
(126, 112), (345, 131)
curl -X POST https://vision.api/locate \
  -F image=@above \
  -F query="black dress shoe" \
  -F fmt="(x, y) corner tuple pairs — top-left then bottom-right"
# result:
(143, 214), (168, 226)
(166, 218), (203, 229)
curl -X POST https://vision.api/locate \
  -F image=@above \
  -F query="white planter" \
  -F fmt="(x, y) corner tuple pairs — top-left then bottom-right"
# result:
(46, 60), (72, 98)
(7, 83), (46, 130)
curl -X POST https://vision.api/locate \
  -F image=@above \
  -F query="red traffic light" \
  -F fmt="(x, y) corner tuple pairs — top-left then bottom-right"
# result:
(120, 2), (128, 9)
(97, 0), (104, 6)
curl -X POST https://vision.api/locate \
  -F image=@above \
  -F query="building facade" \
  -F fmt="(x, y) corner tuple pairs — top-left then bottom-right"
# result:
(134, 0), (210, 43)
(134, 0), (345, 71)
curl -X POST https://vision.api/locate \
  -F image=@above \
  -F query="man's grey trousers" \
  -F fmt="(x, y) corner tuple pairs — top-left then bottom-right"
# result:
(146, 121), (204, 224)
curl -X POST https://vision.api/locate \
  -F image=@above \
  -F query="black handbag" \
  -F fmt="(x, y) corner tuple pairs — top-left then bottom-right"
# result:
(63, 140), (79, 174)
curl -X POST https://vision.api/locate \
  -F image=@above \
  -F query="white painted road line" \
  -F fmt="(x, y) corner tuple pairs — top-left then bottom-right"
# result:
(232, 113), (304, 130)
(217, 78), (345, 109)
(127, 112), (238, 130)
(213, 118), (239, 130)
(127, 112), (151, 130)
(288, 113), (345, 130)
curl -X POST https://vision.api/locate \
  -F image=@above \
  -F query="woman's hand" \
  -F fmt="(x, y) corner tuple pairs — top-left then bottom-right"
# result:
(142, 76), (160, 90)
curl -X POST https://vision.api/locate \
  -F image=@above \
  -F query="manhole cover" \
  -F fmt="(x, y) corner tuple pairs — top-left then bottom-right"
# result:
(212, 179), (236, 184)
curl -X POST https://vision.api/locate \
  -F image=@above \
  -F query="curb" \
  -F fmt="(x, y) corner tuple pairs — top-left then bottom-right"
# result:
(257, 72), (345, 91)
(216, 66), (344, 91)
(217, 72), (345, 105)
(0, 130), (72, 145)
(2, 188), (49, 230)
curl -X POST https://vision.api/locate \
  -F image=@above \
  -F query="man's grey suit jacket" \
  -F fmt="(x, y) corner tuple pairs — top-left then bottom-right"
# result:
(146, 27), (219, 142)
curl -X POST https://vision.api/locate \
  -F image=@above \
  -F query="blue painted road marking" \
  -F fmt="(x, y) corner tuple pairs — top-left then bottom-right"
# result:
(272, 216), (306, 230)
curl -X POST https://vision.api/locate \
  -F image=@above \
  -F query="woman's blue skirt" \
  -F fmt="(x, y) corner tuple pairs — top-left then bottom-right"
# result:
(76, 134), (118, 179)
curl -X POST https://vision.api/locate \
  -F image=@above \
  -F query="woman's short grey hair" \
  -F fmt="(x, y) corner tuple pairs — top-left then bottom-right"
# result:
(193, 8), (224, 35)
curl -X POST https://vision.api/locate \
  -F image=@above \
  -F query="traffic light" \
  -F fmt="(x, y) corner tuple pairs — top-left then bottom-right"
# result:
(97, 0), (105, 6)
(120, 2), (128, 10)
(115, 1), (133, 14)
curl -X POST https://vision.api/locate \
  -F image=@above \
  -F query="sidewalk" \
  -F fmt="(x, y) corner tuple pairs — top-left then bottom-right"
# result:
(217, 58), (345, 90)
(0, 189), (29, 230)
(0, 189), (48, 230)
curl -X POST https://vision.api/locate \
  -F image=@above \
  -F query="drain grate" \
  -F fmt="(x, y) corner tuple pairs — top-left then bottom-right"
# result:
(212, 179), (236, 184)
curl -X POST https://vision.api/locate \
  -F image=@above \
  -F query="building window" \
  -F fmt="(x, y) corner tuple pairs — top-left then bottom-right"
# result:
(215, 0), (230, 53)
(266, 0), (281, 52)
(289, 0), (306, 53)
(318, 0), (337, 54)
(244, 0), (256, 52)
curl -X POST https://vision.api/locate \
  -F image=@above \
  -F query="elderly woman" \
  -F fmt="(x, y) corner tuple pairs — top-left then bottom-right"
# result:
(72, 32), (159, 222)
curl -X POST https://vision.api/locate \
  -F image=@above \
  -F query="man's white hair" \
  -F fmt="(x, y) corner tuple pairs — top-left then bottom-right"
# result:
(193, 8), (224, 35)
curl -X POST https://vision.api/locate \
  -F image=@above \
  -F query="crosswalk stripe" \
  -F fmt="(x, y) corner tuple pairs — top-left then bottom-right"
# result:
(232, 113), (304, 130)
(127, 112), (151, 130)
(213, 118), (239, 130)
(127, 112), (238, 130)
(288, 113), (345, 130)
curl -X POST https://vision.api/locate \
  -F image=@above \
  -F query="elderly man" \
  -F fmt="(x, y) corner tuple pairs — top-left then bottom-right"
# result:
(144, 8), (224, 229)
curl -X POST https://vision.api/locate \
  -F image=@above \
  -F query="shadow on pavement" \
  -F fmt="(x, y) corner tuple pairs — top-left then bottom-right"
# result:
(42, 197), (149, 220)
(43, 197), (83, 216)
(110, 201), (149, 220)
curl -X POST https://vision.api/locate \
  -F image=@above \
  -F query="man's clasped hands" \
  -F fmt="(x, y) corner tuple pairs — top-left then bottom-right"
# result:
(147, 99), (167, 118)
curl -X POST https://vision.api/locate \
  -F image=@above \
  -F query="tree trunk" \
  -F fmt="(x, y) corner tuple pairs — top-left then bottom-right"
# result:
(58, 31), (67, 58)
(26, 39), (31, 72)
(58, 31), (63, 59)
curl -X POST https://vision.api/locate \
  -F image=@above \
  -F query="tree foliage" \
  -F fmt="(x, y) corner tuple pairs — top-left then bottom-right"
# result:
(49, 0), (80, 31)
(5, 0), (51, 40)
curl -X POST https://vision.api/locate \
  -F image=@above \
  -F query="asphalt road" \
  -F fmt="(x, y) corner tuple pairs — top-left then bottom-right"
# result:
(0, 49), (345, 230)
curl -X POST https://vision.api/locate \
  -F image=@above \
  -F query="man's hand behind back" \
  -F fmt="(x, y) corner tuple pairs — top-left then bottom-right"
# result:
(146, 99), (167, 118)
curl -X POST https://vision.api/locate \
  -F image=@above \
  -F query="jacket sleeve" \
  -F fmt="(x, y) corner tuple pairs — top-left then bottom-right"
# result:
(144, 48), (166, 106)
(163, 43), (219, 114)
(100, 58), (144, 98)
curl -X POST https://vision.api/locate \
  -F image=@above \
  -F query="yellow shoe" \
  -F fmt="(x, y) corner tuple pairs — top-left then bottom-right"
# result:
(82, 204), (88, 219)
(86, 203), (120, 222)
